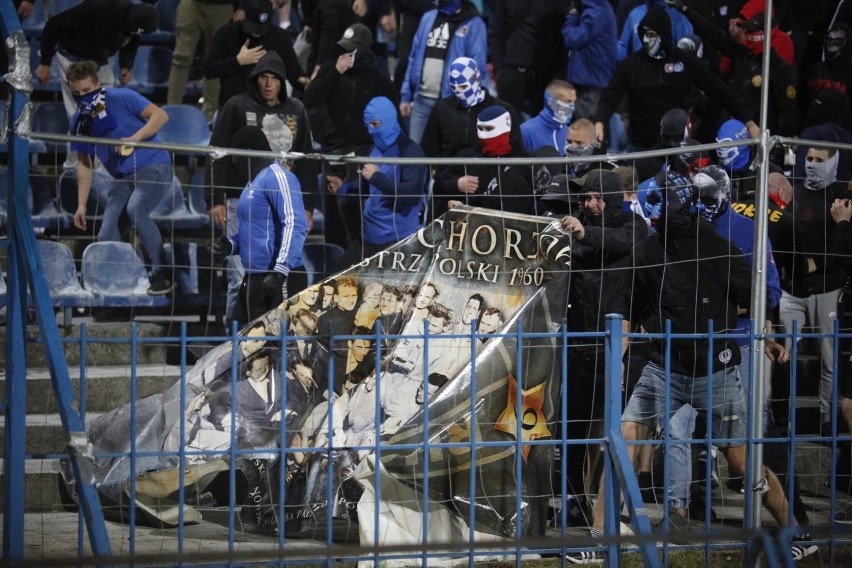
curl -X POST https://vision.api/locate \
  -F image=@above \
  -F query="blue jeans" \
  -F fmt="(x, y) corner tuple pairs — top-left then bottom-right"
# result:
(407, 93), (438, 144)
(98, 162), (173, 273)
(624, 362), (748, 511)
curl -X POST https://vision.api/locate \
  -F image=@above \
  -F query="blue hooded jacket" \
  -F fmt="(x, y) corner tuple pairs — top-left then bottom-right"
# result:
(401, 2), (490, 103)
(357, 97), (429, 246)
(561, 0), (617, 89)
(520, 105), (568, 156)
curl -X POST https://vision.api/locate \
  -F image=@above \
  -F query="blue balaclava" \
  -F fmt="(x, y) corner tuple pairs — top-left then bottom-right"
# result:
(364, 96), (401, 151)
(643, 170), (695, 234)
(435, 0), (462, 15)
(448, 57), (485, 109)
(715, 119), (750, 171)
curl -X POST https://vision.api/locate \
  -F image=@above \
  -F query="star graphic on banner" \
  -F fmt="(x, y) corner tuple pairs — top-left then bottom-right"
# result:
(494, 374), (551, 462)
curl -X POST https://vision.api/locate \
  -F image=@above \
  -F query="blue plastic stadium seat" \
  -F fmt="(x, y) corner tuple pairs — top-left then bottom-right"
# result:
(143, 0), (179, 44)
(302, 243), (344, 286)
(0, 171), (7, 227)
(0, 263), (7, 314)
(21, 0), (46, 38)
(36, 240), (95, 324)
(127, 45), (172, 95)
(160, 104), (211, 149)
(81, 242), (169, 307)
(58, 167), (112, 221)
(49, 0), (83, 16)
(151, 176), (209, 230)
(164, 242), (199, 294)
(33, 101), (70, 154)
(31, 173), (72, 229)
(0, 168), (46, 225)
(29, 39), (62, 93)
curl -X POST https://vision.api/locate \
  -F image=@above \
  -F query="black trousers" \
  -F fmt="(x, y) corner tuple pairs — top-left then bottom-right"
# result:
(233, 269), (309, 327)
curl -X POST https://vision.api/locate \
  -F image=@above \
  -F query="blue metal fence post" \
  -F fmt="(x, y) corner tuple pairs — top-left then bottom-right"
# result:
(0, 9), (113, 561)
(603, 314), (659, 567)
(602, 314), (623, 565)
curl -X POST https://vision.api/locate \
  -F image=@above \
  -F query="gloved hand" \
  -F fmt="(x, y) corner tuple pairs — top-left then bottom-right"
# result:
(566, 0), (580, 15)
(664, 0), (687, 11)
(262, 271), (287, 307)
(212, 237), (233, 263)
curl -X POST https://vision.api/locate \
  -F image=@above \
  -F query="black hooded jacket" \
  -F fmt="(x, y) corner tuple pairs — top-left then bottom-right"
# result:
(565, 173), (647, 342)
(302, 49), (399, 151)
(302, 0), (360, 70)
(802, 23), (852, 131)
(432, 146), (534, 218)
(39, 0), (152, 69)
(622, 216), (752, 376)
(595, 8), (753, 149)
(204, 20), (308, 111)
(209, 52), (317, 209)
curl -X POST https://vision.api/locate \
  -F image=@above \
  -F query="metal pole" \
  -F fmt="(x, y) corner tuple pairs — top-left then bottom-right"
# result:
(745, 0), (774, 531)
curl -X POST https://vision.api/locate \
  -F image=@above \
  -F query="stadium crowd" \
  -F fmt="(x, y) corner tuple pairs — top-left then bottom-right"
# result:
(11, 0), (852, 562)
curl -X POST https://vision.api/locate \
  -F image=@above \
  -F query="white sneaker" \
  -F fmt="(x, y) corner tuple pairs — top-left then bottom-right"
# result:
(792, 535), (818, 560)
(565, 550), (603, 565)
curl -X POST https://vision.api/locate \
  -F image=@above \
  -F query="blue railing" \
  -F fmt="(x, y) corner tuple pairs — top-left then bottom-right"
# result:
(9, 316), (852, 566)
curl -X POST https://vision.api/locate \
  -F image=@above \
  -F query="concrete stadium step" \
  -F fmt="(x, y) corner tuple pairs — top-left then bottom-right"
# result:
(0, 458), (66, 512)
(0, 322), (179, 367)
(0, 364), (182, 414)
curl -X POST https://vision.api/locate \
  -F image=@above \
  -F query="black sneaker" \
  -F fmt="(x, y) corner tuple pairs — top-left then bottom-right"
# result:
(653, 513), (690, 533)
(564, 550), (603, 565)
(791, 534), (818, 560)
(147, 271), (174, 296)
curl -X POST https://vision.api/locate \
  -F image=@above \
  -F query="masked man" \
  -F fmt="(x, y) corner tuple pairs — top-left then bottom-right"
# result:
(399, 0), (489, 144)
(338, 96), (429, 267)
(520, 80), (577, 156)
(421, 56), (522, 159)
(67, 60), (174, 296)
(434, 105), (535, 216)
(594, 7), (758, 152)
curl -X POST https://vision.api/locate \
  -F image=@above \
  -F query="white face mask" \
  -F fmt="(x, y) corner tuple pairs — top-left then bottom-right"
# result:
(805, 151), (840, 190)
(546, 93), (575, 125)
(643, 33), (664, 59)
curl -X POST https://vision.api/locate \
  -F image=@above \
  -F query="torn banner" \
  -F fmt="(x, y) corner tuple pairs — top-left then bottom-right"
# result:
(61, 206), (572, 543)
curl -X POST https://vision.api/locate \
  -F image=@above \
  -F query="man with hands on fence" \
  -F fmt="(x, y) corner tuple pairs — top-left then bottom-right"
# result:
(212, 126), (309, 326)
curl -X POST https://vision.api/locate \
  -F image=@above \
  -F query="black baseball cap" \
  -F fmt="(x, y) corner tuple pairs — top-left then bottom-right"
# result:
(337, 24), (373, 52)
(242, 0), (274, 36)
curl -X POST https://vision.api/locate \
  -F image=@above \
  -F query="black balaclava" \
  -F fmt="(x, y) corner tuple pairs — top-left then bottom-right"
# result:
(638, 8), (672, 60)
(226, 126), (273, 188)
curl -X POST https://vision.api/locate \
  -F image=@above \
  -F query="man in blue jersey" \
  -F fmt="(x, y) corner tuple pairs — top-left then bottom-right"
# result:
(67, 60), (174, 296)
